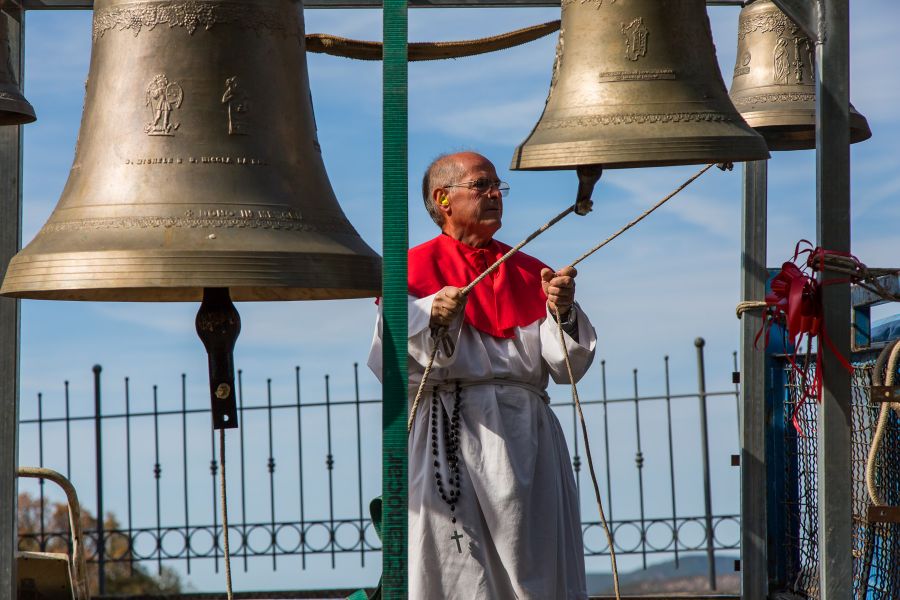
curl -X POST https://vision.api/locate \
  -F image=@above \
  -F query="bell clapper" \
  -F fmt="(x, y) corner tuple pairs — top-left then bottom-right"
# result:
(195, 287), (240, 598)
(575, 165), (602, 216)
(195, 288), (241, 431)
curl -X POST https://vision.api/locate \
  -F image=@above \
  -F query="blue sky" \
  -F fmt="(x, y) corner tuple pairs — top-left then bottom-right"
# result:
(14, 1), (900, 593)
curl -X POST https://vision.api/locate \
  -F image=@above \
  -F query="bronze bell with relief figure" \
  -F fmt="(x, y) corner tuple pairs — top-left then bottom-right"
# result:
(511, 0), (769, 171)
(0, 0), (36, 126)
(1, 0), (381, 301)
(729, 0), (870, 151)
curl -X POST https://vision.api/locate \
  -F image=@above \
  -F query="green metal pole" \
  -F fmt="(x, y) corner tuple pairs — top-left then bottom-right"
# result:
(382, 0), (408, 597)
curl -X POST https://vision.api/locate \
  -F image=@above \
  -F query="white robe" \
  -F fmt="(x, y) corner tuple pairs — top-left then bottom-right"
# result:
(368, 293), (596, 600)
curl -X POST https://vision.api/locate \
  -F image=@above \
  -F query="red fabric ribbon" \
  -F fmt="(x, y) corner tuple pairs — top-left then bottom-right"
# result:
(760, 240), (856, 433)
(407, 234), (550, 339)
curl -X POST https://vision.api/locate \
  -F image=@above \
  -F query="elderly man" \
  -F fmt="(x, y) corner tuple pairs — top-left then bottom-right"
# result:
(369, 151), (596, 599)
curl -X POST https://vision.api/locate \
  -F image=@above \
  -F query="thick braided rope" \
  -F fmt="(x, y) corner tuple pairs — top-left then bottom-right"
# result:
(810, 255), (899, 302)
(568, 164), (715, 269)
(407, 203), (578, 433)
(735, 300), (768, 319)
(408, 341), (442, 432)
(307, 21), (560, 62)
(866, 340), (900, 506)
(219, 429), (234, 600)
(553, 305), (621, 599)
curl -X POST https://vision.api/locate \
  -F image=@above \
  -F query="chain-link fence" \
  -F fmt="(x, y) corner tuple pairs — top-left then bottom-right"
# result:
(782, 355), (900, 599)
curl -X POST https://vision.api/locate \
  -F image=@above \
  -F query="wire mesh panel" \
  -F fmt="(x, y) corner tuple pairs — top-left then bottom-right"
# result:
(782, 358), (900, 600)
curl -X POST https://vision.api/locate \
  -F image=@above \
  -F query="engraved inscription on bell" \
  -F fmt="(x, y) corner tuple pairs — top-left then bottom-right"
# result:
(145, 74), (184, 136)
(621, 18), (649, 62)
(561, 0), (615, 8)
(598, 69), (675, 83)
(222, 76), (250, 135)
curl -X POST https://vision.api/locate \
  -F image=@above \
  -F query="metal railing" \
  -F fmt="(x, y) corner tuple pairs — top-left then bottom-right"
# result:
(18, 339), (740, 592)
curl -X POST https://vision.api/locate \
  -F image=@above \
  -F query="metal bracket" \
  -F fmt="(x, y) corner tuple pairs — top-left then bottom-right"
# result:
(574, 165), (602, 216)
(868, 505), (900, 524)
(195, 288), (241, 430)
(870, 386), (900, 404)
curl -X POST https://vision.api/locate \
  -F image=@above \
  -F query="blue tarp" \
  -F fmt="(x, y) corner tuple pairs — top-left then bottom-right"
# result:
(873, 314), (900, 343)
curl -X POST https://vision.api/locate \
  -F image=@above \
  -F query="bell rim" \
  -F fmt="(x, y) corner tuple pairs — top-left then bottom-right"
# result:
(0, 250), (383, 302)
(510, 135), (771, 171)
(740, 109), (873, 150)
(0, 286), (382, 302)
(0, 99), (37, 126)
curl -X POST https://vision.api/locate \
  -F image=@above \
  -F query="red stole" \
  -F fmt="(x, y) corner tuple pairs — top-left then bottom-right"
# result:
(408, 234), (549, 339)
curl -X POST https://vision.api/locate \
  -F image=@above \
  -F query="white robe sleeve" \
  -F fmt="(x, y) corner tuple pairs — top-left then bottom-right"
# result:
(367, 294), (465, 381)
(366, 300), (384, 382)
(540, 303), (597, 384)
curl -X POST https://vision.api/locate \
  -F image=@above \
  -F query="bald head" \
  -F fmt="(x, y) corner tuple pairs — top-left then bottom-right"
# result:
(421, 152), (487, 227)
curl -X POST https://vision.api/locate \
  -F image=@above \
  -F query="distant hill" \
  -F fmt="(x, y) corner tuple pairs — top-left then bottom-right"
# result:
(587, 555), (740, 595)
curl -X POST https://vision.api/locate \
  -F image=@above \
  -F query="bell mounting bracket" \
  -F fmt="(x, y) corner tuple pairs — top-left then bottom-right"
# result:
(196, 288), (241, 430)
(575, 165), (603, 216)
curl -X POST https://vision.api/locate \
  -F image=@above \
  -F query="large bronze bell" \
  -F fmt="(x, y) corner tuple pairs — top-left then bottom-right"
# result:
(0, 2), (36, 126)
(511, 0), (769, 171)
(729, 0), (871, 151)
(1, 0), (380, 302)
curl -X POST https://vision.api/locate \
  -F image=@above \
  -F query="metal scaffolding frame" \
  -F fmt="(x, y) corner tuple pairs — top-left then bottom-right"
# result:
(0, 1), (853, 599)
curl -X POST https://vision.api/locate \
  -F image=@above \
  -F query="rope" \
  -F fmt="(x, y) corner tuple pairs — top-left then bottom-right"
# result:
(568, 163), (716, 269)
(736, 300), (768, 319)
(866, 340), (900, 506)
(407, 202), (579, 432)
(219, 428), (234, 600)
(808, 253), (899, 303)
(408, 341), (441, 432)
(553, 306), (620, 599)
(307, 21), (561, 62)
(538, 163), (718, 599)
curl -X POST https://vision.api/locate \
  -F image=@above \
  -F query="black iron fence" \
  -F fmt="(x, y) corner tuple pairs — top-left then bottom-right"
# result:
(18, 339), (740, 592)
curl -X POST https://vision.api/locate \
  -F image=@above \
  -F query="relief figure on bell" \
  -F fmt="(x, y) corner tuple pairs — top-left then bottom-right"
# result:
(145, 74), (184, 136)
(222, 76), (250, 135)
(773, 37), (790, 84)
(621, 17), (649, 62)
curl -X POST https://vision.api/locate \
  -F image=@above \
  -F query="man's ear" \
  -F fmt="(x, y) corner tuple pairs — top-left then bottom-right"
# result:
(433, 188), (450, 216)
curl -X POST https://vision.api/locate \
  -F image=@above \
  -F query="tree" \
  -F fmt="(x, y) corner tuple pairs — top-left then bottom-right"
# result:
(18, 491), (184, 595)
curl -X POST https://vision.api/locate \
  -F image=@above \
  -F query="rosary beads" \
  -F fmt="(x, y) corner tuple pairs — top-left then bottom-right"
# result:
(431, 384), (463, 552)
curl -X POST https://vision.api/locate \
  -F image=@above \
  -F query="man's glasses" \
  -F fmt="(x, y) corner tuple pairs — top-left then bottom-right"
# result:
(444, 178), (510, 197)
